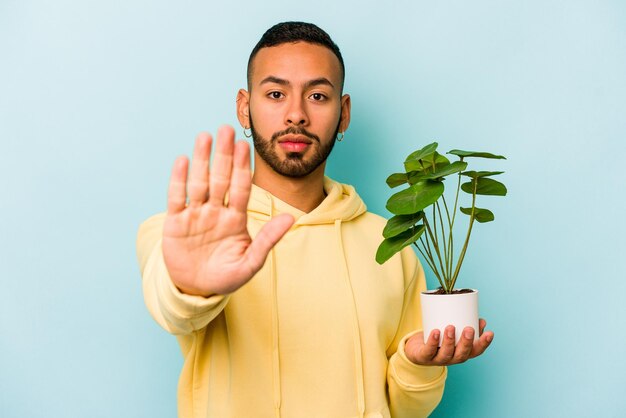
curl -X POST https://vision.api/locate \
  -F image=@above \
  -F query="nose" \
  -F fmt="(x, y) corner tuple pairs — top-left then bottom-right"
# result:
(285, 97), (308, 126)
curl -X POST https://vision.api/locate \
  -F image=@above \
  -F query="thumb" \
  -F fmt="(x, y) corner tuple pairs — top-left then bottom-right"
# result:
(243, 213), (295, 272)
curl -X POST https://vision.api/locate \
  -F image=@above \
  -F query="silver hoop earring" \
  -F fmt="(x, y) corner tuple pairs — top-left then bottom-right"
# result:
(336, 131), (344, 142)
(243, 127), (252, 138)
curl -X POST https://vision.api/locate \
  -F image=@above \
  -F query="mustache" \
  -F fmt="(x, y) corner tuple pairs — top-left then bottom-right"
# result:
(271, 126), (320, 143)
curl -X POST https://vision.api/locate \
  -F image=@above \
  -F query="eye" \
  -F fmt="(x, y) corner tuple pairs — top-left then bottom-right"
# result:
(268, 91), (284, 99)
(310, 93), (327, 101)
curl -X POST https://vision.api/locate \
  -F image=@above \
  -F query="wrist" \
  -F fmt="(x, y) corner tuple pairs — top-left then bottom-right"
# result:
(173, 281), (215, 298)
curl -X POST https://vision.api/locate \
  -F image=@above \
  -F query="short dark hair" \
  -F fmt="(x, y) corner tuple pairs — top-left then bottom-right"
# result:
(247, 21), (345, 91)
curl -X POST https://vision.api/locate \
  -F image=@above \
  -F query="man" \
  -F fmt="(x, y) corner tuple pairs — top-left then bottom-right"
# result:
(136, 21), (493, 418)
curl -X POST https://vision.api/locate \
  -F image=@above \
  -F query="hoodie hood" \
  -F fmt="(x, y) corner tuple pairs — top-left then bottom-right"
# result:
(248, 176), (367, 226)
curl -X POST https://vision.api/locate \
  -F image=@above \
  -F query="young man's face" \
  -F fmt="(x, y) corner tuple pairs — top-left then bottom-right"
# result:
(238, 41), (351, 178)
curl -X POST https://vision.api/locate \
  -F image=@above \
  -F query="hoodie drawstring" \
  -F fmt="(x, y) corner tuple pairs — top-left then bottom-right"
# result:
(263, 189), (365, 418)
(267, 193), (282, 418)
(334, 219), (366, 417)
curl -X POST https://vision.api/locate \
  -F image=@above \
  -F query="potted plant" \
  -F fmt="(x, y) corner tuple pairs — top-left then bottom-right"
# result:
(376, 142), (506, 345)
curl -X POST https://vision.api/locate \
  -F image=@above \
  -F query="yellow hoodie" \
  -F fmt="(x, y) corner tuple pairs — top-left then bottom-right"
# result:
(137, 177), (446, 418)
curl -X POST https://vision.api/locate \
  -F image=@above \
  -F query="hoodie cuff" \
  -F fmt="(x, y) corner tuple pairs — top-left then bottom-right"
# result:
(389, 330), (447, 389)
(158, 266), (229, 317)
(151, 241), (230, 321)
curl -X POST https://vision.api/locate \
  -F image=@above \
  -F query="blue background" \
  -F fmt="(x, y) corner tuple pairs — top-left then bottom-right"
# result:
(2, 1), (625, 417)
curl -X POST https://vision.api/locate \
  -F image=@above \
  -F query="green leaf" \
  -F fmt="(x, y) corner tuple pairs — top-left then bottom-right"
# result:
(388, 170), (435, 187)
(460, 207), (495, 223)
(461, 170), (504, 178)
(448, 149), (506, 159)
(382, 212), (425, 238)
(404, 142), (440, 172)
(406, 171), (423, 185)
(376, 225), (425, 264)
(461, 177), (508, 196)
(421, 161), (468, 180)
(386, 180), (445, 215)
(404, 142), (438, 164)
(405, 151), (450, 173)
(386, 173), (408, 188)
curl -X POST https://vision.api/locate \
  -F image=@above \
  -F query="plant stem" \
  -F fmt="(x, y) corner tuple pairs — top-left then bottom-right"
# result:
(442, 196), (454, 279)
(441, 195), (452, 226)
(420, 235), (433, 261)
(451, 170), (462, 227)
(447, 171), (463, 279)
(435, 201), (449, 278)
(419, 234), (443, 289)
(450, 177), (477, 290)
(423, 216), (449, 291)
(431, 204), (438, 248)
(413, 242), (445, 290)
(419, 235), (440, 280)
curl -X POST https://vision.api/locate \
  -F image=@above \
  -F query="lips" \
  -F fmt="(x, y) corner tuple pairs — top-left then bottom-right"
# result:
(278, 134), (313, 153)
(278, 134), (313, 144)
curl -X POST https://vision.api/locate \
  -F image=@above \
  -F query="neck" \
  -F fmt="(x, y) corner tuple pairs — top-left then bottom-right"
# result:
(252, 155), (327, 213)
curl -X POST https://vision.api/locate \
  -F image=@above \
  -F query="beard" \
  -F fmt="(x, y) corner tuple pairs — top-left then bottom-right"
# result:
(250, 115), (340, 178)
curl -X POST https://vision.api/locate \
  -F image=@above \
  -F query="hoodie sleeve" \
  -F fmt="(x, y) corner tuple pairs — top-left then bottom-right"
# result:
(386, 247), (447, 418)
(136, 213), (230, 336)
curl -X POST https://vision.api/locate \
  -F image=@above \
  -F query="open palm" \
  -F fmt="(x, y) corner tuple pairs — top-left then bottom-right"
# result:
(162, 126), (294, 297)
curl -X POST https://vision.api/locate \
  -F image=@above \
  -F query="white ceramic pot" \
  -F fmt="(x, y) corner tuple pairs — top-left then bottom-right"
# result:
(420, 289), (479, 346)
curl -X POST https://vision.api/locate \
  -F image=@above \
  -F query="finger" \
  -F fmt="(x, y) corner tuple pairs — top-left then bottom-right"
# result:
(403, 331), (437, 365)
(418, 330), (441, 362)
(187, 132), (212, 206)
(227, 140), (252, 212)
(470, 331), (494, 359)
(452, 327), (475, 363)
(479, 318), (487, 335)
(433, 325), (456, 364)
(209, 125), (235, 206)
(243, 213), (295, 272)
(167, 156), (189, 214)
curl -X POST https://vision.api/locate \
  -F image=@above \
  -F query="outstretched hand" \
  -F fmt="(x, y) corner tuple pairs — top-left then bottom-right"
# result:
(404, 319), (494, 366)
(162, 126), (295, 297)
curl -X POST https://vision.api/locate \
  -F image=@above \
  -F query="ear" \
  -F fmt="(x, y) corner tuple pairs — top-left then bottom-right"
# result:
(236, 89), (251, 128)
(339, 94), (351, 133)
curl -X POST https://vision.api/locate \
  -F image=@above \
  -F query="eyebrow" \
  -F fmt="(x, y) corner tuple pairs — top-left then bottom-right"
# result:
(260, 76), (335, 90)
